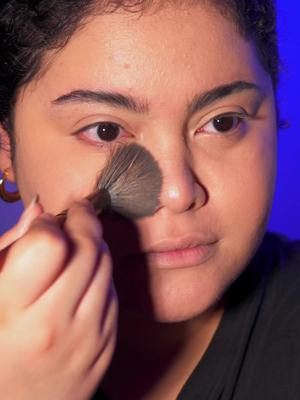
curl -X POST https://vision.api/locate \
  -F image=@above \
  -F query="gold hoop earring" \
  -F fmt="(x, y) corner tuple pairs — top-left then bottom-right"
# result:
(0, 169), (21, 203)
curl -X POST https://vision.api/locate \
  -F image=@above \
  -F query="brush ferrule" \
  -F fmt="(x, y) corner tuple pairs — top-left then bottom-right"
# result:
(88, 188), (111, 216)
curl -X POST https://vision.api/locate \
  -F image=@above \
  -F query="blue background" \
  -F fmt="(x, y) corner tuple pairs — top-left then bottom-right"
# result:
(0, 1), (299, 239)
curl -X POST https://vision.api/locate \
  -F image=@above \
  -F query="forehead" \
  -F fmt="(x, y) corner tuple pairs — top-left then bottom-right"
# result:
(29, 3), (271, 105)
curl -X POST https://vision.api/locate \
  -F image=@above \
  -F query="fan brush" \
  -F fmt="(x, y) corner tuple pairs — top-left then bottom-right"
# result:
(59, 143), (162, 220)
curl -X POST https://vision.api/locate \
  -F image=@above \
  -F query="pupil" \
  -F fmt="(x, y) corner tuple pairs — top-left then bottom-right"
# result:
(97, 123), (119, 142)
(213, 116), (235, 132)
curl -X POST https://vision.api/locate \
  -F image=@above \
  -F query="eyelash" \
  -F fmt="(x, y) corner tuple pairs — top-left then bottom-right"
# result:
(77, 121), (130, 146)
(196, 111), (250, 136)
(77, 111), (251, 145)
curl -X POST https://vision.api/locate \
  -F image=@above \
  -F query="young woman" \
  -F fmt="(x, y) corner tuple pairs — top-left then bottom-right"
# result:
(0, 1), (299, 399)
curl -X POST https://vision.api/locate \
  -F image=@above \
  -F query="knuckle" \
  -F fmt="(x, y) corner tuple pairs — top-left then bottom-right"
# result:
(34, 328), (57, 355)
(75, 234), (100, 257)
(23, 324), (58, 357)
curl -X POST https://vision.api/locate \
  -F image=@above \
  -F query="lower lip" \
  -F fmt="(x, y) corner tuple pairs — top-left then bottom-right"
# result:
(133, 243), (218, 270)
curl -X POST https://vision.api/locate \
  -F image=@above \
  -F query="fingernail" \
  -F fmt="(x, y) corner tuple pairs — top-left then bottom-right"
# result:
(25, 194), (39, 211)
(20, 194), (39, 221)
(27, 194), (39, 209)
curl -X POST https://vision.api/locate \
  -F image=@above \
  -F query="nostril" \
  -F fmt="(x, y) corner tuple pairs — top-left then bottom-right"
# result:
(196, 184), (209, 208)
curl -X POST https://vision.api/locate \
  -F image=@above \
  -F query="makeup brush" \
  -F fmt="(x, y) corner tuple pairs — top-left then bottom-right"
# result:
(58, 143), (162, 220)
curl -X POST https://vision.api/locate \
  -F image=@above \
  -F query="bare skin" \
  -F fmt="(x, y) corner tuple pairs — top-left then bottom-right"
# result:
(0, 2), (277, 399)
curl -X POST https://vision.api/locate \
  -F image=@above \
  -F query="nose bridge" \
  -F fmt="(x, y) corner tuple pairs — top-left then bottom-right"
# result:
(153, 139), (207, 213)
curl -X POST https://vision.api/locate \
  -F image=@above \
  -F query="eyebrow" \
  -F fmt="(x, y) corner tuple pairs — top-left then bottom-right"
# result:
(51, 80), (263, 115)
(188, 81), (263, 115)
(52, 90), (149, 113)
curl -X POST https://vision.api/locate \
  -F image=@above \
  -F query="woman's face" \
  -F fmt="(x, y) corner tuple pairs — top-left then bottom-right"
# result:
(1, 3), (277, 322)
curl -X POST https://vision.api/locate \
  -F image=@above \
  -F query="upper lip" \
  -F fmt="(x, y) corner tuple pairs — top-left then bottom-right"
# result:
(143, 234), (218, 253)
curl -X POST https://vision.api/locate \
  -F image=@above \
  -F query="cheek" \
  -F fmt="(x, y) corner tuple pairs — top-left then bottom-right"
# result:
(14, 132), (105, 212)
(215, 129), (277, 241)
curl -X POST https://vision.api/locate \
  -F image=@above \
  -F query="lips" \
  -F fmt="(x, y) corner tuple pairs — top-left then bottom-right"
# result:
(127, 234), (218, 269)
(144, 234), (217, 253)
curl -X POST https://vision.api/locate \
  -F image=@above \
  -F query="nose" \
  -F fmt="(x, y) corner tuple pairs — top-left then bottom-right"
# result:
(157, 148), (207, 214)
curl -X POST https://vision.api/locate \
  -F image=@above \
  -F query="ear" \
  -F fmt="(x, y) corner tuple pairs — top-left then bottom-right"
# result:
(0, 122), (16, 183)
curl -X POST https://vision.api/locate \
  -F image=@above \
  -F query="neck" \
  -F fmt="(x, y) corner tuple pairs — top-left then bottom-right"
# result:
(102, 302), (225, 400)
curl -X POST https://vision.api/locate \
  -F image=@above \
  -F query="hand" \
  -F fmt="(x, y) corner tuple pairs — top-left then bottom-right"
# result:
(0, 196), (43, 269)
(0, 200), (118, 400)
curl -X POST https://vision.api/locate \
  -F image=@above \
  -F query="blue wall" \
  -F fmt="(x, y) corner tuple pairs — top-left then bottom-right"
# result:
(268, 0), (300, 239)
(1, 1), (299, 239)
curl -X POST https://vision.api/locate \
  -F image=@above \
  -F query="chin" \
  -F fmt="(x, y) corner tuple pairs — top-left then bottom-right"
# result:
(115, 263), (231, 324)
(112, 229), (264, 324)
(119, 286), (226, 324)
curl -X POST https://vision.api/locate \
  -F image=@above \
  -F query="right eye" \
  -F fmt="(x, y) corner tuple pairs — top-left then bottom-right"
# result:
(78, 121), (130, 146)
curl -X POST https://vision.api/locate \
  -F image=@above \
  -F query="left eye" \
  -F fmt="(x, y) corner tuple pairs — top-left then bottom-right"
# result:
(79, 122), (126, 144)
(197, 114), (244, 134)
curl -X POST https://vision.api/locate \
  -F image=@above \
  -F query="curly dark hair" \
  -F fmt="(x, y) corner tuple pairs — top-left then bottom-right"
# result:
(0, 0), (278, 135)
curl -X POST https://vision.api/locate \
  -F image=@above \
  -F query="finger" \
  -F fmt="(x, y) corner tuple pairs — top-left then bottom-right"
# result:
(35, 200), (104, 318)
(76, 327), (116, 400)
(0, 195), (43, 252)
(66, 282), (117, 383)
(85, 326), (117, 389)
(74, 242), (116, 328)
(0, 213), (69, 310)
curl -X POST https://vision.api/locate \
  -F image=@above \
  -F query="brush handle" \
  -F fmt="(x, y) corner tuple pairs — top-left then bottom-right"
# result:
(56, 188), (111, 221)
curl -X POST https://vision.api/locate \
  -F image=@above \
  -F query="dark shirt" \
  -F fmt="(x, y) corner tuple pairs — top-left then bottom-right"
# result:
(94, 232), (300, 400)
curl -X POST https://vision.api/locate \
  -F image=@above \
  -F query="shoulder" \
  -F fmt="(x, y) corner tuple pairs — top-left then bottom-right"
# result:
(234, 233), (300, 397)
(264, 231), (300, 266)
(253, 232), (300, 375)
(261, 231), (300, 304)
(227, 231), (300, 311)
(229, 231), (300, 352)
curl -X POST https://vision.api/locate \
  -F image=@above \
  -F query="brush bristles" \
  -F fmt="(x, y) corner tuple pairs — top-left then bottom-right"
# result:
(89, 144), (162, 219)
